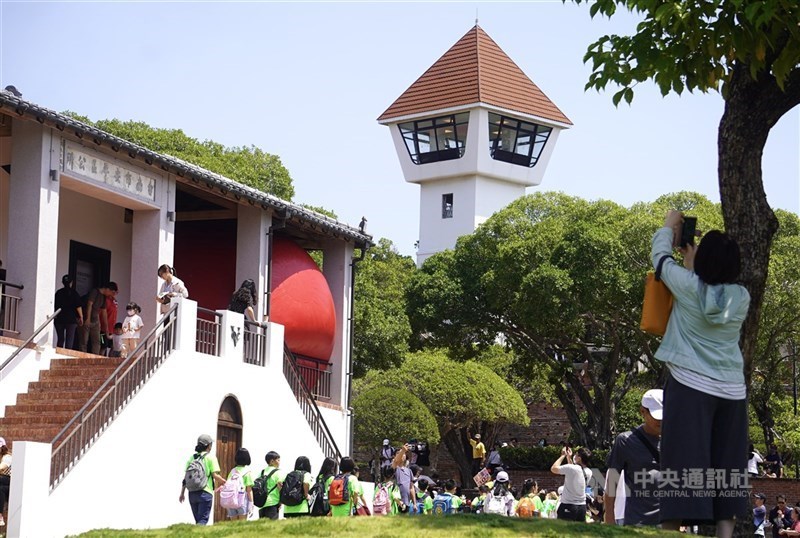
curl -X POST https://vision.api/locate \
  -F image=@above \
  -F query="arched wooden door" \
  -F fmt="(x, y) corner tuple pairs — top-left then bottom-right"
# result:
(214, 395), (243, 524)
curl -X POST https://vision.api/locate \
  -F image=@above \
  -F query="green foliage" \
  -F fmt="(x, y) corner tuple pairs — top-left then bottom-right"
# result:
(353, 238), (416, 377)
(499, 446), (610, 473)
(572, 0), (800, 100)
(62, 114), (294, 200)
(358, 349), (530, 433)
(472, 345), (559, 406)
(614, 388), (646, 434)
(298, 204), (337, 219)
(352, 387), (440, 449)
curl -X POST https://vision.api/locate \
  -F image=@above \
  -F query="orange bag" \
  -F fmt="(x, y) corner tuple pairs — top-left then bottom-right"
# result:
(640, 255), (674, 336)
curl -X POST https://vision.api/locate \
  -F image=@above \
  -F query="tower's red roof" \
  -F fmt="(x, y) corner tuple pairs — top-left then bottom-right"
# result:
(378, 25), (572, 125)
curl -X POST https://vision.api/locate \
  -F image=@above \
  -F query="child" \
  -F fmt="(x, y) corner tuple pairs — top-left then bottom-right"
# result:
(122, 302), (143, 354)
(472, 484), (490, 513)
(432, 479), (461, 515)
(110, 323), (125, 358)
(414, 479), (433, 514)
(224, 448), (254, 521)
(373, 466), (399, 516)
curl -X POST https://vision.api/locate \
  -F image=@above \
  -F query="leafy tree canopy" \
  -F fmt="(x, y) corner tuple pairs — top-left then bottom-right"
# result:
(62, 113), (294, 200)
(353, 238), (416, 377)
(353, 387), (440, 449)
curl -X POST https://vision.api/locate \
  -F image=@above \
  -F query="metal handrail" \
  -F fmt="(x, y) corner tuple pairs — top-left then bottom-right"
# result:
(49, 303), (178, 489)
(295, 362), (332, 400)
(0, 308), (61, 377)
(0, 279), (24, 290)
(283, 345), (341, 461)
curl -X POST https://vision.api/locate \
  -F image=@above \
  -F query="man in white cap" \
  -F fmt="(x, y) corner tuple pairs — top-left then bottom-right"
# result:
(467, 428), (486, 476)
(379, 438), (395, 473)
(604, 388), (663, 527)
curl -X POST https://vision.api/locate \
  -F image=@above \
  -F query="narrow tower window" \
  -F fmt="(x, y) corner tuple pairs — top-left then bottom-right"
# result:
(442, 193), (454, 219)
(488, 113), (552, 168)
(399, 113), (469, 165)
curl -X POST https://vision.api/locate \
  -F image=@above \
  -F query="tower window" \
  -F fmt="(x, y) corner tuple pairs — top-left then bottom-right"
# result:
(399, 113), (469, 165)
(488, 113), (552, 168)
(442, 193), (453, 219)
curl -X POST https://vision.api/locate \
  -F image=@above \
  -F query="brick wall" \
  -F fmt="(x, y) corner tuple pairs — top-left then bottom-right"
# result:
(750, 478), (800, 508)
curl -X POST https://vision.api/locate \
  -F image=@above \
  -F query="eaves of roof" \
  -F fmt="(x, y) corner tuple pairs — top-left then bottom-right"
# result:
(0, 90), (373, 248)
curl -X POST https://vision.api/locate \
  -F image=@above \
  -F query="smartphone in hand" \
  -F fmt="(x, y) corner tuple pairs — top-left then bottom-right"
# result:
(680, 216), (697, 247)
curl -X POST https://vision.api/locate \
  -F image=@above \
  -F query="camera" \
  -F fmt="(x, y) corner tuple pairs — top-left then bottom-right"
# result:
(160, 295), (171, 305)
(679, 216), (697, 248)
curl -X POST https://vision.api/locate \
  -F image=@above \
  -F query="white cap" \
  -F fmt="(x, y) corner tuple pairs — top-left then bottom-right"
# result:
(496, 471), (509, 482)
(383, 439), (390, 445)
(641, 389), (664, 421)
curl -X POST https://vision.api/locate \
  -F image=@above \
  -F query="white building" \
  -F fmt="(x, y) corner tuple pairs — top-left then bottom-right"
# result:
(0, 89), (371, 537)
(378, 25), (572, 265)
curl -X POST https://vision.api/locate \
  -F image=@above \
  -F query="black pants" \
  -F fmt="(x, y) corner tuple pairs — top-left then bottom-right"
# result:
(557, 502), (586, 522)
(259, 504), (279, 520)
(0, 474), (10, 514)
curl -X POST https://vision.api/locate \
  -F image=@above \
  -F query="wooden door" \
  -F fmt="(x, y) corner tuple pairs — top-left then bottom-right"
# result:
(214, 396), (243, 524)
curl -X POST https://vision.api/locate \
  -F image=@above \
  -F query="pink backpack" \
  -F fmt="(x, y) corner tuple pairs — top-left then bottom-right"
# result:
(373, 483), (390, 516)
(219, 468), (247, 510)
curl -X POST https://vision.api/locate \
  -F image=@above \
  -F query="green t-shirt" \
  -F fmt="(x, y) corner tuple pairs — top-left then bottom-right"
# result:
(184, 452), (220, 494)
(327, 474), (360, 517)
(283, 471), (314, 514)
(228, 466), (254, 487)
(417, 492), (433, 514)
(260, 465), (284, 508)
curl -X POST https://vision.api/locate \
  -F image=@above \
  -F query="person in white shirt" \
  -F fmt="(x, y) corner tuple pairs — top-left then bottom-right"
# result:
(122, 302), (144, 354)
(551, 445), (592, 522)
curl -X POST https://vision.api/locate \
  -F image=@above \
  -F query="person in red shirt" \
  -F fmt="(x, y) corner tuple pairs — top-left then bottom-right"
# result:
(101, 288), (118, 354)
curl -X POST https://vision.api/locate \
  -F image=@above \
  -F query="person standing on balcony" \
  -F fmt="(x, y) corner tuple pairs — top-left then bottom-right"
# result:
(54, 274), (83, 350)
(228, 279), (258, 322)
(156, 265), (188, 316)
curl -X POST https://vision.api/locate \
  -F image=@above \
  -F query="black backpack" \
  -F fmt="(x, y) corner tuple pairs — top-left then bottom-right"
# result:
(309, 476), (331, 516)
(280, 470), (305, 506)
(252, 468), (278, 507)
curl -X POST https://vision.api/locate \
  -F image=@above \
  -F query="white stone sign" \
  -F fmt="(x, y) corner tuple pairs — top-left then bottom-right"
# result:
(62, 141), (157, 202)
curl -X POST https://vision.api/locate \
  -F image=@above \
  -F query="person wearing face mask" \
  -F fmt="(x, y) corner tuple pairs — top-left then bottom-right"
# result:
(122, 302), (144, 355)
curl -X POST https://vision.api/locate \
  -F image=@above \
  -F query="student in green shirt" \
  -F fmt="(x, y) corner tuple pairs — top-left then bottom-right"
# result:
(226, 448), (255, 521)
(328, 457), (360, 517)
(415, 479), (434, 514)
(471, 485), (490, 513)
(258, 451), (284, 520)
(283, 456), (314, 518)
(178, 434), (225, 525)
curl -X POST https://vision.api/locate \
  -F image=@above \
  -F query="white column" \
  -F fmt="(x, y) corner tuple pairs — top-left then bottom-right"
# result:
(6, 121), (59, 342)
(321, 239), (353, 408)
(130, 176), (173, 327)
(7, 441), (51, 538)
(217, 310), (243, 363)
(235, 205), (270, 320)
(265, 320), (284, 375)
(172, 297), (197, 352)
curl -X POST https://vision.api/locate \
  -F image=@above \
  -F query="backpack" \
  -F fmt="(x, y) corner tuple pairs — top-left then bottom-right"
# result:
(517, 496), (536, 518)
(252, 468), (278, 508)
(432, 493), (453, 515)
(219, 468), (247, 510)
(328, 474), (350, 506)
(280, 470), (306, 506)
(485, 491), (507, 515)
(309, 477), (330, 516)
(413, 493), (428, 515)
(183, 454), (208, 492)
(372, 483), (390, 516)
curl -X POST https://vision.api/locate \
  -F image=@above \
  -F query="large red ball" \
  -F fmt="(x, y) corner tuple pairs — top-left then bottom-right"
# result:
(270, 237), (336, 361)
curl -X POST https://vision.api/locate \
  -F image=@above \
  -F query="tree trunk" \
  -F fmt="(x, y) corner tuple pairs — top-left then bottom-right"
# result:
(718, 64), (800, 387)
(442, 428), (475, 487)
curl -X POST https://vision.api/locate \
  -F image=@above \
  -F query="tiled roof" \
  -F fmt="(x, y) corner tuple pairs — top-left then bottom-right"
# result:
(0, 90), (372, 247)
(378, 25), (572, 126)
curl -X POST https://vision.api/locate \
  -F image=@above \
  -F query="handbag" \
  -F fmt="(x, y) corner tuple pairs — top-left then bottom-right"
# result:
(640, 255), (674, 336)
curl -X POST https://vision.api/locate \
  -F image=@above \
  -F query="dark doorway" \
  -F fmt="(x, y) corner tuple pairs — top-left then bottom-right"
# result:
(214, 396), (243, 524)
(68, 240), (111, 296)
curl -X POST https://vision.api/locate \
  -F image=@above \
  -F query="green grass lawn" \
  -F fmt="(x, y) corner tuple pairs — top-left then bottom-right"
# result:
(74, 515), (673, 538)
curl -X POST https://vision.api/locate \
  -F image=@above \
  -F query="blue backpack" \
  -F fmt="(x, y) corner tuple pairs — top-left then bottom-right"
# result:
(432, 493), (453, 515)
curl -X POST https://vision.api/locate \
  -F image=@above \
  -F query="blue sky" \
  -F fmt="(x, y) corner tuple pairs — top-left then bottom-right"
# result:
(1, 1), (797, 256)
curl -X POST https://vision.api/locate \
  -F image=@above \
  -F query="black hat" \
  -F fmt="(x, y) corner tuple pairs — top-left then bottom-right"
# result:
(61, 274), (73, 285)
(754, 493), (767, 500)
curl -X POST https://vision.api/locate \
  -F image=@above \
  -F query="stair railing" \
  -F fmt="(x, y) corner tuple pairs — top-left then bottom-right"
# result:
(282, 345), (341, 462)
(0, 308), (61, 381)
(49, 303), (178, 490)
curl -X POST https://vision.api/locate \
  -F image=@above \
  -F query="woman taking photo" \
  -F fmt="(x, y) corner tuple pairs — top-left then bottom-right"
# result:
(652, 211), (750, 538)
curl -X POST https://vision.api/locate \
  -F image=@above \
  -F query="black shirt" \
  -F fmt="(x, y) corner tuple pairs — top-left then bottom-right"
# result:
(54, 287), (82, 323)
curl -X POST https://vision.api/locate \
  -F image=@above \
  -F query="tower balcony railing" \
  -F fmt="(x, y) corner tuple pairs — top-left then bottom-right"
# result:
(195, 307), (221, 357)
(0, 280), (23, 336)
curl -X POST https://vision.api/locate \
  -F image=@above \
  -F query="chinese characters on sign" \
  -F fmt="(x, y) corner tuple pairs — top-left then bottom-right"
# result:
(628, 467), (751, 498)
(62, 142), (157, 202)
